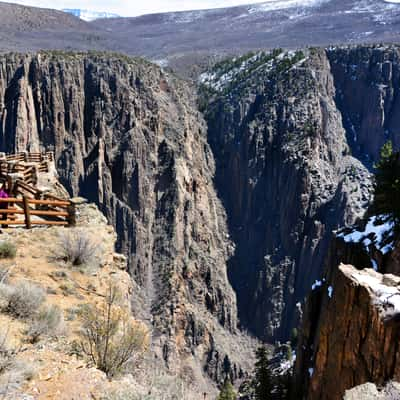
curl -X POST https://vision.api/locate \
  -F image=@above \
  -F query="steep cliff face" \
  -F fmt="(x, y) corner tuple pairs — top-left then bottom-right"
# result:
(1, 45), (399, 389)
(294, 209), (400, 399)
(328, 46), (400, 164)
(201, 48), (373, 341)
(0, 52), (254, 388)
(295, 263), (400, 400)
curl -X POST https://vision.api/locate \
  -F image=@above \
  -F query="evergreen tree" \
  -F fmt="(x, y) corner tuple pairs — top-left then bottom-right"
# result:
(372, 141), (400, 224)
(217, 379), (237, 400)
(254, 346), (273, 400)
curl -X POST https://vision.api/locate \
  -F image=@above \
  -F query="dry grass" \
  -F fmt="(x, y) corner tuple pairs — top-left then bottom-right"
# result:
(56, 229), (101, 268)
(0, 281), (45, 319)
(25, 304), (65, 344)
(0, 326), (35, 399)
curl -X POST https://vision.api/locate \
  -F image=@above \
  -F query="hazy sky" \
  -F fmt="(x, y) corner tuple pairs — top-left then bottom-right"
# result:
(3, 0), (272, 16)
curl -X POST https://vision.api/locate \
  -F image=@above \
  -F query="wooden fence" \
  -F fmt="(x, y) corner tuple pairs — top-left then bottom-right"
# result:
(0, 152), (54, 187)
(5, 152), (54, 163)
(0, 151), (75, 229)
(0, 196), (74, 228)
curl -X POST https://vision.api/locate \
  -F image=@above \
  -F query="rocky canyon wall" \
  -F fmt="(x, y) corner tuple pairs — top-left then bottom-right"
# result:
(0, 52), (254, 389)
(294, 256), (400, 400)
(1, 45), (400, 388)
(201, 48), (374, 341)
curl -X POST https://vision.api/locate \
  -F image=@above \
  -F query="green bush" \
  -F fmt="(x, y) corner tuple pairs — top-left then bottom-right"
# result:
(254, 346), (273, 400)
(0, 241), (16, 259)
(217, 379), (237, 400)
(372, 141), (400, 225)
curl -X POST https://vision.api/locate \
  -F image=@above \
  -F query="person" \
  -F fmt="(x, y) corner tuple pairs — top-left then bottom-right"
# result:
(0, 182), (9, 226)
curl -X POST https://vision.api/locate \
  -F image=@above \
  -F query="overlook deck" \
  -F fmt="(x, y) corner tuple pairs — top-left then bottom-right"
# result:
(0, 151), (75, 228)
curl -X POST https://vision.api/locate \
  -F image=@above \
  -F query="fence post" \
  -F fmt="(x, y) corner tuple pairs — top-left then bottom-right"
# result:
(67, 201), (76, 226)
(68, 197), (87, 226)
(23, 196), (31, 229)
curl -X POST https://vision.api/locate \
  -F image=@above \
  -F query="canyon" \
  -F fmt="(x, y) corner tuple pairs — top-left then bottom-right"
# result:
(0, 44), (400, 395)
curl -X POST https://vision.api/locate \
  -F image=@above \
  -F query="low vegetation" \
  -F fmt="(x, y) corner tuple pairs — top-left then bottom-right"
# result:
(56, 229), (100, 267)
(0, 241), (16, 259)
(25, 304), (64, 344)
(372, 140), (400, 226)
(217, 379), (237, 400)
(0, 328), (16, 375)
(0, 327), (35, 398)
(79, 282), (148, 377)
(0, 281), (45, 319)
(101, 369), (195, 400)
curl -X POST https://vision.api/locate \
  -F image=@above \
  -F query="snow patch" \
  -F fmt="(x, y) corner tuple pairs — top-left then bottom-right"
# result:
(311, 280), (322, 290)
(308, 367), (314, 377)
(350, 269), (400, 316)
(248, 0), (328, 13)
(63, 9), (119, 21)
(328, 286), (333, 298)
(337, 215), (395, 255)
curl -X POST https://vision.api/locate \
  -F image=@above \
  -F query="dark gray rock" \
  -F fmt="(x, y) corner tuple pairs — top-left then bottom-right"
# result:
(0, 52), (254, 389)
(201, 47), (374, 341)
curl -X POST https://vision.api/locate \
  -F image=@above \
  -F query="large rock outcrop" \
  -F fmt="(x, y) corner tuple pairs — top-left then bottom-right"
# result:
(328, 45), (400, 164)
(0, 52), (254, 389)
(344, 382), (400, 400)
(201, 48), (373, 341)
(294, 263), (400, 400)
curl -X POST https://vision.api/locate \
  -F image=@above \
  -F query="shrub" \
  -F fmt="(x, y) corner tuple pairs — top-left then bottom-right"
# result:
(101, 371), (194, 400)
(0, 241), (16, 259)
(254, 346), (273, 400)
(57, 229), (100, 267)
(2, 282), (45, 319)
(372, 141), (400, 225)
(26, 305), (64, 343)
(217, 379), (237, 400)
(0, 327), (35, 398)
(79, 283), (148, 377)
(0, 266), (10, 284)
(0, 327), (16, 375)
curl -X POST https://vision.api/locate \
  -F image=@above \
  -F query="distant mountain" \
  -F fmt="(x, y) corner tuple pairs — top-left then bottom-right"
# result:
(63, 9), (119, 22)
(1, 0), (400, 76)
(0, 1), (106, 54)
(89, 0), (400, 74)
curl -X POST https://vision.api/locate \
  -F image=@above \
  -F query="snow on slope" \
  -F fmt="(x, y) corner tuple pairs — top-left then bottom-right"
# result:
(63, 9), (119, 21)
(337, 215), (395, 255)
(248, 0), (328, 13)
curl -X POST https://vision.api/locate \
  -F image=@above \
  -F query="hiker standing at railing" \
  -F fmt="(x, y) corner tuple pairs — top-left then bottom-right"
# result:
(0, 182), (9, 227)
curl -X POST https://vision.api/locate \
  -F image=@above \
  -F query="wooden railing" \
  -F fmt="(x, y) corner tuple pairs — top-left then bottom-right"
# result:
(5, 151), (54, 163)
(0, 196), (74, 228)
(0, 151), (75, 229)
(0, 152), (55, 187)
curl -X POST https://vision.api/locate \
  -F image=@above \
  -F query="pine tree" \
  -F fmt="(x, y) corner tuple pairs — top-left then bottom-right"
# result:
(372, 141), (400, 225)
(217, 379), (237, 400)
(254, 345), (272, 400)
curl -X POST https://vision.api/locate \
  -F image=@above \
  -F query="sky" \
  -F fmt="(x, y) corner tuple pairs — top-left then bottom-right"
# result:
(2, 0), (273, 16)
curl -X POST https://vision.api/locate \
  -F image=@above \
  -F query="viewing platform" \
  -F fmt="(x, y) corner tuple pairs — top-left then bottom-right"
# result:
(0, 151), (76, 228)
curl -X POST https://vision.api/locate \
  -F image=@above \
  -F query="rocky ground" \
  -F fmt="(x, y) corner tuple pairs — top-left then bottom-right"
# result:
(344, 382), (400, 400)
(0, 202), (137, 399)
